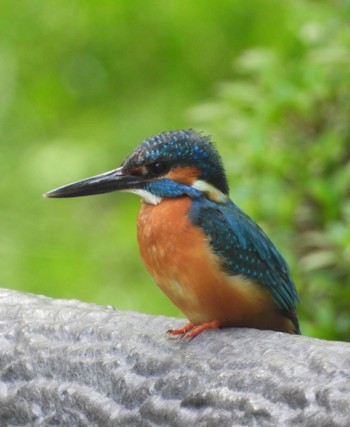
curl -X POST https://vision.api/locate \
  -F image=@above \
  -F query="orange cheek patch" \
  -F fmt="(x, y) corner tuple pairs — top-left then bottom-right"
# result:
(164, 166), (200, 185)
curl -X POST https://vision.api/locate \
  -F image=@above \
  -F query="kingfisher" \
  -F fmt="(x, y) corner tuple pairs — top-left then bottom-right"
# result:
(44, 130), (300, 337)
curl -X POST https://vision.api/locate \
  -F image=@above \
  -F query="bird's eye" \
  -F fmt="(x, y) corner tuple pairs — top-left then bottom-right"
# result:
(149, 162), (168, 175)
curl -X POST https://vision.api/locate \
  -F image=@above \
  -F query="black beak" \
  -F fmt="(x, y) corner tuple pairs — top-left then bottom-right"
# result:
(43, 167), (144, 198)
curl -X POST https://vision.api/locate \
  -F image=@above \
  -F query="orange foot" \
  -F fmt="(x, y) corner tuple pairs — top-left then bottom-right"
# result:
(167, 320), (221, 339)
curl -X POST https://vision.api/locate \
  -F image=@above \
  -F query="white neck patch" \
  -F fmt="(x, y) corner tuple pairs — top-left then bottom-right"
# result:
(125, 189), (162, 205)
(124, 180), (227, 205)
(192, 179), (227, 203)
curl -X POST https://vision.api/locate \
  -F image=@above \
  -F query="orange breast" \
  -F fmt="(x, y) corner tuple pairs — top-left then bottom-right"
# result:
(137, 197), (294, 333)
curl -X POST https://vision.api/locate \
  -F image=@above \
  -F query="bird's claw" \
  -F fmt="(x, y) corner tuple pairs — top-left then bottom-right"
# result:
(166, 320), (220, 339)
(167, 322), (194, 337)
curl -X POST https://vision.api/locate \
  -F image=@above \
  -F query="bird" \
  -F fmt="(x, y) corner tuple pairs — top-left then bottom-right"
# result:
(44, 129), (300, 338)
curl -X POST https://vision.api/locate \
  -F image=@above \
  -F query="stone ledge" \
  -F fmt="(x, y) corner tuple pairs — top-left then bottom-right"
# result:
(0, 288), (349, 426)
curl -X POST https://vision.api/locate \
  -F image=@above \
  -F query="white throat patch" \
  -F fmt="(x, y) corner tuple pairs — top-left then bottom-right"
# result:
(125, 189), (162, 205)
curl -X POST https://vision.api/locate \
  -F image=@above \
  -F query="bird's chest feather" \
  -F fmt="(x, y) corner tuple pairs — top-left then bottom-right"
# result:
(137, 197), (199, 285)
(137, 197), (213, 319)
(137, 197), (274, 325)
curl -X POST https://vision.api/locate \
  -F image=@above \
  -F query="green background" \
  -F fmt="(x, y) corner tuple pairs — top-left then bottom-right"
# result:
(1, 0), (350, 341)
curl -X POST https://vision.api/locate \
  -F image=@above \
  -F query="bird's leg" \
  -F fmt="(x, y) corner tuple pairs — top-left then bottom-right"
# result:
(167, 320), (221, 338)
(167, 322), (194, 336)
(183, 320), (221, 338)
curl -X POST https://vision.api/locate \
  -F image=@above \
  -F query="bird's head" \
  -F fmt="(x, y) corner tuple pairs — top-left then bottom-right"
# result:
(44, 130), (229, 204)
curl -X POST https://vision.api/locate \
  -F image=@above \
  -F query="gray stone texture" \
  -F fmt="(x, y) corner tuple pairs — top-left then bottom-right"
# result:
(0, 288), (349, 426)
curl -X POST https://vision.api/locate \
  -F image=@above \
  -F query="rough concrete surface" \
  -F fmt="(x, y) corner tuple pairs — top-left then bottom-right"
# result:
(0, 288), (349, 426)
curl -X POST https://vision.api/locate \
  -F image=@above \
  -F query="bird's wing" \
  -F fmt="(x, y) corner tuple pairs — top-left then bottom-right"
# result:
(189, 198), (299, 313)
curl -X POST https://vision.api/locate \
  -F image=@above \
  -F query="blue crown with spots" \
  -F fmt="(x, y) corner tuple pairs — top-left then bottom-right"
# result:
(123, 130), (229, 195)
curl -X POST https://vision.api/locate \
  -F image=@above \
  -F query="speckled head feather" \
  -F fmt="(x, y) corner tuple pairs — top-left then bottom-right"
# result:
(122, 129), (229, 195)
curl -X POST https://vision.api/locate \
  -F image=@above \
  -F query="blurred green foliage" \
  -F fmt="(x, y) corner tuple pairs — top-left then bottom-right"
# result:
(1, 1), (349, 341)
